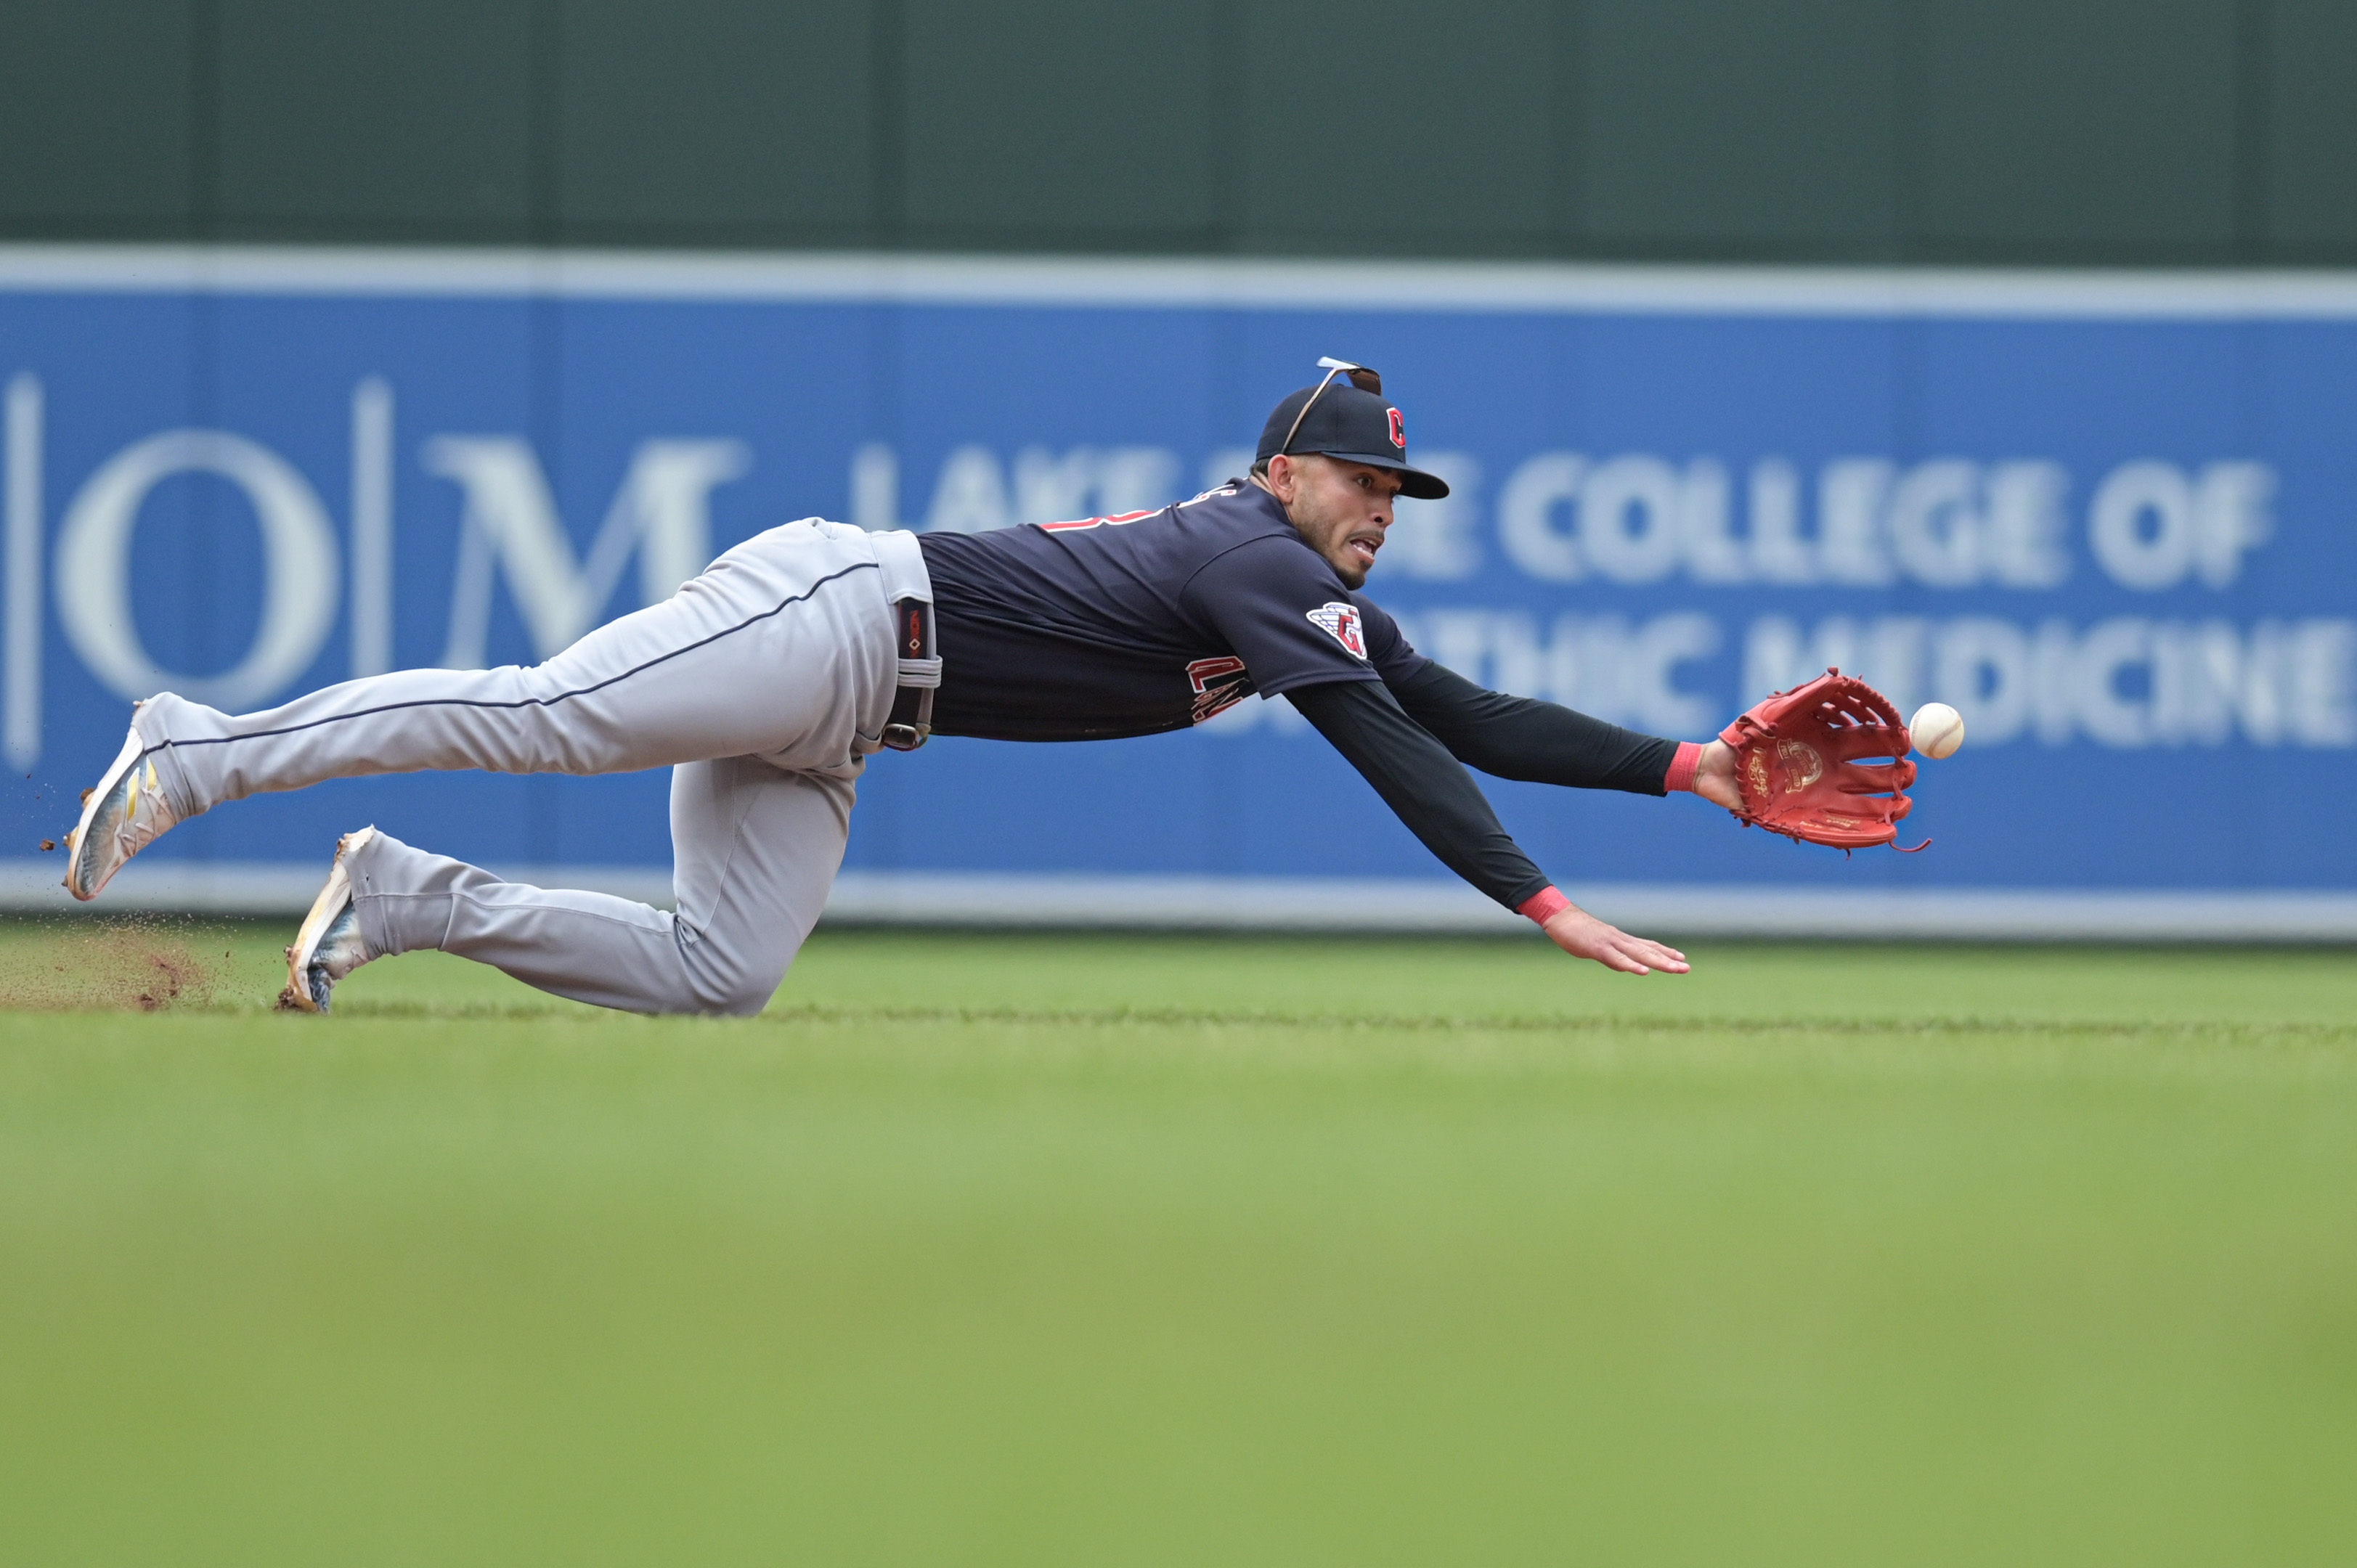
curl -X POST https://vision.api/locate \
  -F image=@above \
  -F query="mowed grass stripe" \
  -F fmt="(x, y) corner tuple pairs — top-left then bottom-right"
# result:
(9, 917), (2356, 1024)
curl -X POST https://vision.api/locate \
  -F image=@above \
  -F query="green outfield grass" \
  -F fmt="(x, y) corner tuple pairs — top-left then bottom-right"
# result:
(1, 918), (2353, 1566)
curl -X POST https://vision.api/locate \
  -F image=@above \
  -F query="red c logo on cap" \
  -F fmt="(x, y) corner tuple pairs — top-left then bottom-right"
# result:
(1387, 407), (1405, 449)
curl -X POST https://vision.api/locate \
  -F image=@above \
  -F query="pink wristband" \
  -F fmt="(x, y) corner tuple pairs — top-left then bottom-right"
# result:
(1518, 886), (1571, 926)
(1664, 740), (1703, 794)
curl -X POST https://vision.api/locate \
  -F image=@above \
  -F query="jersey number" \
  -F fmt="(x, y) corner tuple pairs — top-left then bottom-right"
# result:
(1186, 656), (1253, 724)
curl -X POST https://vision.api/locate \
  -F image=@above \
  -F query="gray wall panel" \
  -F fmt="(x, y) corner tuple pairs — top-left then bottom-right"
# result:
(1915, 0), (2239, 260)
(213, 0), (534, 239)
(2265, 0), (2357, 253)
(558, 0), (874, 243)
(1583, 0), (1898, 257)
(900, 0), (1216, 247)
(1237, 0), (1558, 256)
(0, 1), (193, 229)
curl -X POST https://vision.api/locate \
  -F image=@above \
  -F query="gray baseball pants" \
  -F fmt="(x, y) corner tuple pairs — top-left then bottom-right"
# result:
(133, 519), (935, 1016)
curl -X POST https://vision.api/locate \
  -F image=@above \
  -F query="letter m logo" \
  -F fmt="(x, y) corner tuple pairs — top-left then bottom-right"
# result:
(424, 436), (751, 668)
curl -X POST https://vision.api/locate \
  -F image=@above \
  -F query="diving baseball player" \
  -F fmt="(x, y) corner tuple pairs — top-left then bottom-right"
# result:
(63, 359), (1754, 1015)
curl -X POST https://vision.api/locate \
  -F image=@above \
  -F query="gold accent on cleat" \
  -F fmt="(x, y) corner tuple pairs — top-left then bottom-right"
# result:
(64, 724), (183, 902)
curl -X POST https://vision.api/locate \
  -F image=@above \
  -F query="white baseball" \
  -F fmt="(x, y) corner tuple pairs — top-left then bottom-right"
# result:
(1909, 702), (1965, 759)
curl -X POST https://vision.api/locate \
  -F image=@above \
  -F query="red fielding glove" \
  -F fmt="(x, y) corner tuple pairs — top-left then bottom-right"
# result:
(1717, 669), (1924, 852)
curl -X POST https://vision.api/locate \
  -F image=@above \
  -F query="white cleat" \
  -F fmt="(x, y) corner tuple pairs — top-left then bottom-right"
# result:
(278, 828), (379, 1015)
(63, 720), (181, 902)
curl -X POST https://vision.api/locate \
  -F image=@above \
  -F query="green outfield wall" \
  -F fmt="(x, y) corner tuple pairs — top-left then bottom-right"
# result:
(3, 1), (2355, 266)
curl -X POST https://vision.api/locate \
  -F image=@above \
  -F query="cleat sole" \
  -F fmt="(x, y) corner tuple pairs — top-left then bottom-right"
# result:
(282, 828), (378, 1015)
(63, 727), (152, 902)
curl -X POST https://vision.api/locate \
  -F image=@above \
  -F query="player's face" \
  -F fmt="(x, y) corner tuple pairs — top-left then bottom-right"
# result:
(1267, 454), (1401, 589)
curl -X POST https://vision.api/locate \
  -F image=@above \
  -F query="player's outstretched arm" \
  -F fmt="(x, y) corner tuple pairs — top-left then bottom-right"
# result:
(1388, 661), (1687, 795)
(1384, 660), (1743, 823)
(1286, 679), (1694, 976)
(1539, 901), (1690, 976)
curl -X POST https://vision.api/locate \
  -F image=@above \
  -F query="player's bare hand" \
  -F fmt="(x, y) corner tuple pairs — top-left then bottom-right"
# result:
(1540, 902), (1690, 976)
(1691, 739), (1744, 812)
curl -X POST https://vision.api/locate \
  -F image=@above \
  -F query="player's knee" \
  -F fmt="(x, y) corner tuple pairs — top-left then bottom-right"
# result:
(673, 928), (792, 1017)
(707, 979), (781, 1017)
(683, 960), (786, 1017)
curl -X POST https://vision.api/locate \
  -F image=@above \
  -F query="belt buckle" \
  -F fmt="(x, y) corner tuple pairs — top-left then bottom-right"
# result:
(881, 722), (930, 752)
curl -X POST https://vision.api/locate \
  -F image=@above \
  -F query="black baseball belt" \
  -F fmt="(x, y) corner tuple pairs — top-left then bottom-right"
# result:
(882, 597), (940, 751)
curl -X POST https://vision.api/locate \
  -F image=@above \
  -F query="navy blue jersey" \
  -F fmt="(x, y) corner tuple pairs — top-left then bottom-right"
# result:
(917, 481), (1430, 742)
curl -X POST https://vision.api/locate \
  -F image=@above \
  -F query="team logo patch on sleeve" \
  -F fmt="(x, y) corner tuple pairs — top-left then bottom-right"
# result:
(1306, 602), (1369, 659)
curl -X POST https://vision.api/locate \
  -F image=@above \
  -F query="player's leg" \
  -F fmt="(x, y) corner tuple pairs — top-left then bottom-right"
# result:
(285, 755), (852, 1016)
(148, 520), (890, 804)
(67, 518), (914, 899)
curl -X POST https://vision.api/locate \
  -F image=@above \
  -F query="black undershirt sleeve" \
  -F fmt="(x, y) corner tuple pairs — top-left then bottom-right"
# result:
(1390, 661), (1682, 794)
(1285, 679), (1553, 912)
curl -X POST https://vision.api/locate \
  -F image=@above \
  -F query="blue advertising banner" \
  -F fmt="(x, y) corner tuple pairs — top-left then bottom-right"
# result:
(3, 248), (2353, 934)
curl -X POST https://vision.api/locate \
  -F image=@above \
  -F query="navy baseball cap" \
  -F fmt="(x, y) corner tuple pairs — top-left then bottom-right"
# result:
(1255, 359), (1450, 500)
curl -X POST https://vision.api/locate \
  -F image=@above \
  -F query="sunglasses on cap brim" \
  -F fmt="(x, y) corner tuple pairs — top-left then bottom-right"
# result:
(1277, 356), (1385, 456)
